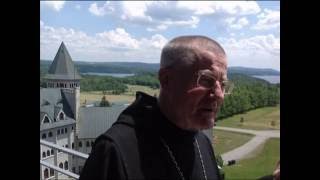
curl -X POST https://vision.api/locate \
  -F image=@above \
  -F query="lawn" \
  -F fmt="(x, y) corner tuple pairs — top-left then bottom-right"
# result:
(216, 105), (280, 130)
(213, 129), (253, 155)
(222, 138), (280, 180)
(80, 85), (159, 105)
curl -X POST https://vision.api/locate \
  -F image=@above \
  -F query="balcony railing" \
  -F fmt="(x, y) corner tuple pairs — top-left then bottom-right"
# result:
(40, 139), (89, 179)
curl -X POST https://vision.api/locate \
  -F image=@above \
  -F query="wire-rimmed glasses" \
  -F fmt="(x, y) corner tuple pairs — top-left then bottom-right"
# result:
(197, 69), (234, 95)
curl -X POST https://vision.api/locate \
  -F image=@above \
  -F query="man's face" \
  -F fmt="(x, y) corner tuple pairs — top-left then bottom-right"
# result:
(168, 49), (227, 131)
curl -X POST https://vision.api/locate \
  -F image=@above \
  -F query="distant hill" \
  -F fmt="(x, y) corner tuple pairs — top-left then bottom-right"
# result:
(40, 60), (279, 76)
(228, 66), (280, 76)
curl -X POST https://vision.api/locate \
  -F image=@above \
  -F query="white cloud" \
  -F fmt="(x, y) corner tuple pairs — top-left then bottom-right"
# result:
(89, 3), (105, 16)
(176, 1), (260, 15)
(252, 9), (280, 30)
(96, 28), (139, 49)
(87, 1), (260, 32)
(75, 5), (81, 10)
(219, 35), (280, 70)
(42, 1), (65, 12)
(225, 17), (249, 29)
(40, 23), (168, 62)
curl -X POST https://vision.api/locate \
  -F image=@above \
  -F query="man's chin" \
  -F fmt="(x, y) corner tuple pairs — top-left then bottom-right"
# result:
(195, 117), (215, 130)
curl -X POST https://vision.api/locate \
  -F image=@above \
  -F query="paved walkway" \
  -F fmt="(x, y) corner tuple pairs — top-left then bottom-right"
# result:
(214, 126), (280, 164)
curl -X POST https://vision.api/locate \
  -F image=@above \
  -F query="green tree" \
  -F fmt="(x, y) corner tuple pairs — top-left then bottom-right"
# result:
(100, 95), (111, 107)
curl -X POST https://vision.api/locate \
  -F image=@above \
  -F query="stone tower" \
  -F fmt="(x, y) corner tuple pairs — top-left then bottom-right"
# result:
(45, 42), (81, 133)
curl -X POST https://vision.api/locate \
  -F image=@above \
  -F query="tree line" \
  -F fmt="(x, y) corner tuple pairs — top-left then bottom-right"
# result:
(40, 72), (280, 119)
(216, 73), (280, 120)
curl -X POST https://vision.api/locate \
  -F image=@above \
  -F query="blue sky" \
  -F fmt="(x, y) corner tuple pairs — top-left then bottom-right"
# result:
(40, 1), (280, 71)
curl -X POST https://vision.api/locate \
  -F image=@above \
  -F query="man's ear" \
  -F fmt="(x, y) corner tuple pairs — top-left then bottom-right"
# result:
(158, 68), (170, 89)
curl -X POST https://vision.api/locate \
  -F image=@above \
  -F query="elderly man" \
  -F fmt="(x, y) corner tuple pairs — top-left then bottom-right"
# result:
(79, 35), (232, 180)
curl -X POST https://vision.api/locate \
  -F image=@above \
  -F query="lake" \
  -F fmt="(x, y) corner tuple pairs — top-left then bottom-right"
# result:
(252, 75), (280, 84)
(81, 72), (135, 77)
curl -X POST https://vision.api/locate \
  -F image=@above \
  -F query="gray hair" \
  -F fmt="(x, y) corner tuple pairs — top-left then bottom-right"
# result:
(160, 35), (226, 68)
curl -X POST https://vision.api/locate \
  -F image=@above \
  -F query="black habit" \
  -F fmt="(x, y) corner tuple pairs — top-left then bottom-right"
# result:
(79, 92), (221, 180)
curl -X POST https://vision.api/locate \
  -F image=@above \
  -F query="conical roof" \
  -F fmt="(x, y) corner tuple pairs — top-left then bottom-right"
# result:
(45, 42), (81, 80)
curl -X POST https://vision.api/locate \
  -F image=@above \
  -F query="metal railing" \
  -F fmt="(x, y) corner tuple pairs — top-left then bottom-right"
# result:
(40, 139), (89, 179)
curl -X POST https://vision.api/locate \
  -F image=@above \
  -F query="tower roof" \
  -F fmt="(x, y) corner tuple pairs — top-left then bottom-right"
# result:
(45, 42), (81, 80)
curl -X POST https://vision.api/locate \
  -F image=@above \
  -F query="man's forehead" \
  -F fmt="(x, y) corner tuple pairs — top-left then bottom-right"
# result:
(196, 49), (227, 69)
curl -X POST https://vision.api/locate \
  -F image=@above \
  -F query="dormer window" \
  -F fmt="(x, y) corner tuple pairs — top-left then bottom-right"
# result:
(43, 116), (50, 123)
(59, 112), (64, 120)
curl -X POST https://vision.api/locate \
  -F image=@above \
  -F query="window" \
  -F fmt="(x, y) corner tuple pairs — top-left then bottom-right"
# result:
(54, 118), (56, 122)
(91, 141), (94, 147)
(66, 144), (69, 148)
(47, 150), (50, 156)
(71, 126), (74, 130)
(50, 168), (54, 176)
(72, 167), (76, 173)
(43, 116), (50, 123)
(59, 112), (64, 120)
(79, 141), (82, 147)
(42, 133), (46, 139)
(79, 166), (83, 174)
(64, 161), (68, 170)
(42, 152), (46, 158)
(59, 163), (63, 169)
(51, 149), (54, 155)
(86, 141), (90, 147)
(48, 132), (53, 137)
(57, 129), (60, 135)
(44, 168), (49, 179)
(72, 142), (74, 149)
(61, 129), (64, 134)
(65, 128), (68, 133)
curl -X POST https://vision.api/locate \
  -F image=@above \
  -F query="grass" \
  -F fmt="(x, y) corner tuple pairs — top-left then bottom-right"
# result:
(222, 138), (280, 180)
(80, 85), (159, 105)
(213, 129), (253, 155)
(216, 105), (280, 130)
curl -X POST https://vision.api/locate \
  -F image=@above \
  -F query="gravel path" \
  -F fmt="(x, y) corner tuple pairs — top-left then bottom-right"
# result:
(214, 126), (280, 164)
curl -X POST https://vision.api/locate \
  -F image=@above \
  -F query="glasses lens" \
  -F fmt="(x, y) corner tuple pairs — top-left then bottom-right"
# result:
(223, 81), (234, 95)
(198, 74), (215, 89)
(197, 70), (234, 95)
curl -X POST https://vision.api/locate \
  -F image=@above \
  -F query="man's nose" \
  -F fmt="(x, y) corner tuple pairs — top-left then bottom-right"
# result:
(209, 82), (224, 99)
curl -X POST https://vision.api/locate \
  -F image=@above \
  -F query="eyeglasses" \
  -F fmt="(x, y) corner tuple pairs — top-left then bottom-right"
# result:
(197, 69), (234, 95)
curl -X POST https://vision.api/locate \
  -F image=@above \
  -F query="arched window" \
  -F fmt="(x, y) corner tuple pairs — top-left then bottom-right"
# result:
(44, 168), (49, 179)
(42, 152), (46, 158)
(59, 113), (64, 120)
(57, 129), (60, 135)
(86, 141), (90, 147)
(72, 142), (74, 149)
(59, 162), (63, 169)
(47, 150), (50, 156)
(43, 116), (50, 123)
(51, 149), (54, 155)
(48, 132), (53, 137)
(65, 128), (68, 133)
(50, 168), (54, 176)
(42, 133), (46, 139)
(79, 141), (82, 147)
(64, 161), (68, 170)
